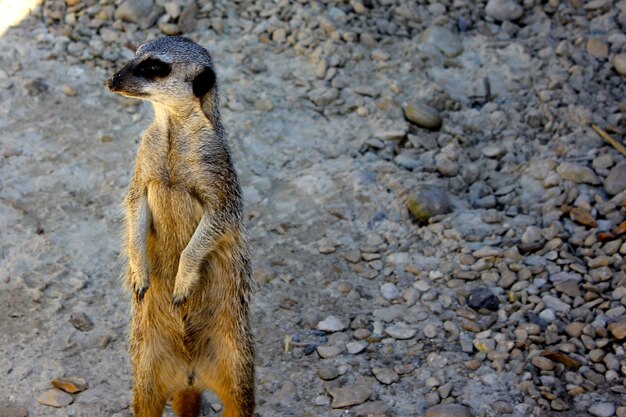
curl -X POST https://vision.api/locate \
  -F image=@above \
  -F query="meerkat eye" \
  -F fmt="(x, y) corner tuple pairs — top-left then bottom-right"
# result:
(133, 58), (171, 79)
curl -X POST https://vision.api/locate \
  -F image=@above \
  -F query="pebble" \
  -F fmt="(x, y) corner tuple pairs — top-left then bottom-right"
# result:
(608, 322), (626, 339)
(272, 28), (286, 43)
(531, 356), (554, 371)
(317, 316), (348, 332)
(372, 367), (399, 385)
(316, 345), (341, 359)
(485, 0), (524, 21)
(556, 162), (600, 184)
(371, 49), (390, 61)
(318, 366), (339, 380)
(423, 323), (439, 338)
(384, 323), (417, 340)
(424, 403), (473, 417)
(420, 26), (463, 58)
(604, 161), (626, 195)
(404, 102), (442, 130)
(587, 38), (609, 59)
(589, 403), (616, 417)
(69, 312), (94, 332)
(37, 389), (73, 408)
(468, 287), (499, 312)
(254, 98), (273, 112)
(0, 406), (28, 417)
(542, 295), (571, 313)
(613, 54), (626, 75)
(62, 85), (76, 96)
(327, 385), (371, 408)
(406, 185), (451, 223)
(51, 376), (87, 393)
(380, 282), (400, 300)
(114, 0), (162, 28)
(346, 341), (366, 354)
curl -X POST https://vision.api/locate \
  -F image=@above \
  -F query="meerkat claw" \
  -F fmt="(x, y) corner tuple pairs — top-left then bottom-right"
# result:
(171, 295), (187, 309)
(136, 286), (149, 301)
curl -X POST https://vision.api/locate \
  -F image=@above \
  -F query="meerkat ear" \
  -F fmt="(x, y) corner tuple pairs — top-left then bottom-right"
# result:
(192, 66), (216, 98)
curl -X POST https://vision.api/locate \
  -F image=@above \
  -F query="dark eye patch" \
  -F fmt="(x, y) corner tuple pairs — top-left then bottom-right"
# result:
(132, 58), (171, 79)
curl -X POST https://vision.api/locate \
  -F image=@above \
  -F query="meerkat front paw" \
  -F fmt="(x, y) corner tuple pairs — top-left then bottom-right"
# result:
(171, 266), (200, 308)
(130, 263), (150, 302)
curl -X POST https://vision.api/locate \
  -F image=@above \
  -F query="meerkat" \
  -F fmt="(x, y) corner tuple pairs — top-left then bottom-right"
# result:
(106, 37), (255, 417)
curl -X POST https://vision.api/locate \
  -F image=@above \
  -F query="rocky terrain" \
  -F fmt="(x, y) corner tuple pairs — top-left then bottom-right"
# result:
(1, 0), (626, 416)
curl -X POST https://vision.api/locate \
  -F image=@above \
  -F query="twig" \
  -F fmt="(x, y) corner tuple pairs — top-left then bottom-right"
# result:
(592, 124), (626, 158)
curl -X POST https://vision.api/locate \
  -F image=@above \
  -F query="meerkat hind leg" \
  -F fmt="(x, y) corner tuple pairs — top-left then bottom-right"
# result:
(198, 342), (254, 417)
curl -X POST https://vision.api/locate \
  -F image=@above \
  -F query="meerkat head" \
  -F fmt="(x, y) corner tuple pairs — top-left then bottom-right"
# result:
(106, 37), (217, 110)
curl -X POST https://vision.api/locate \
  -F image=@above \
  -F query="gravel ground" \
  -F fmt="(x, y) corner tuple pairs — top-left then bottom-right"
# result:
(1, 1), (625, 417)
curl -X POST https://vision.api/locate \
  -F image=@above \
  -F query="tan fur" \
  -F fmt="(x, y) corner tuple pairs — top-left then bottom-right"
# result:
(108, 37), (254, 417)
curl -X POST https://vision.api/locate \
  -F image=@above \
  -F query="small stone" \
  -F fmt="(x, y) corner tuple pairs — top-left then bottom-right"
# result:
(115, 0), (162, 29)
(521, 226), (542, 244)
(346, 341), (366, 354)
(492, 401), (513, 414)
(468, 287), (499, 312)
(589, 403), (616, 417)
(272, 28), (286, 43)
(542, 295), (571, 313)
(318, 366), (339, 381)
(406, 185), (451, 223)
(70, 312), (94, 332)
(384, 323), (417, 340)
(254, 98), (273, 112)
(381, 283), (400, 300)
(404, 102), (442, 129)
(557, 162), (600, 184)
(613, 54), (626, 75)
(551, 399), (570, 411)
(177, 2), (197, 33)
(37, 389), (74, 408)
(570, 207), (597, 228)
(531, 356), (554, 371)
(420, 26), (463, 57)
(608, 322), (626, 339)
(394, 364), (415, 375)
(316, 345), (341, 359)
(327, 385), (371, 408)
(62, 86), (76, 96)
(485, 0), (523, 21)
(0, 406), (28, 417)
(317, 316), (348, 332)
(373, 367), (399, 385)
(482, 146), (505, 158)
(423, 323), (438, 338)
(371, 49), (390, 61)
(604, 161), (626, 196)
(473, 338), (495, 352)
(424, 403), (473, 417)
(51, 377), (88, 394)
(587, 38), (609, 59)
(308, 87), (339, 106)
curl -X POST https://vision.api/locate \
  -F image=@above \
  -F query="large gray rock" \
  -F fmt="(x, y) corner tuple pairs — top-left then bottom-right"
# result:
(485, 0), (524, 21)
(604, 161), (626, 195)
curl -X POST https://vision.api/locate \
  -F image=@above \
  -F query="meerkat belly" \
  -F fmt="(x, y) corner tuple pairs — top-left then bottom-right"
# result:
(146, 180), (203, 277)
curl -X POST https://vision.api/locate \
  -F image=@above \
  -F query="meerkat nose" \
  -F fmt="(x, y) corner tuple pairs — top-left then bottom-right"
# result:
(106, 77), (117, 91)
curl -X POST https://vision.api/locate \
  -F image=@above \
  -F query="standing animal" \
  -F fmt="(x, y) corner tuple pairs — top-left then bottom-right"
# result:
(106, 36), (255, 417)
